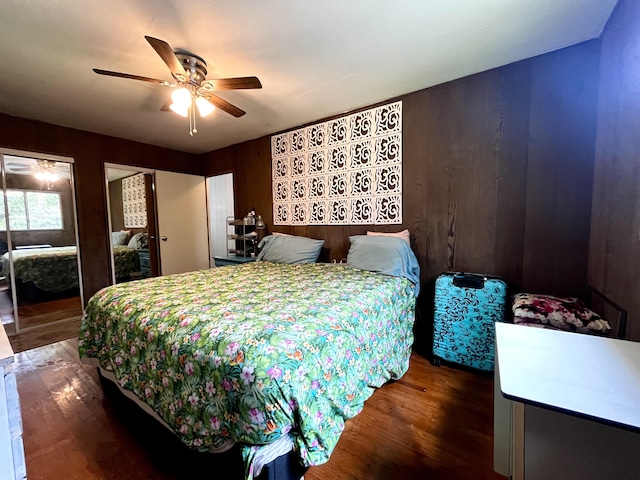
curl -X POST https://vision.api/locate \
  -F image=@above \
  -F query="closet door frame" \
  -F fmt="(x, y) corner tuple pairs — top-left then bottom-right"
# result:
(206, 172), (235, 262)
(0, 148), (82, 335)
(104, 163), (158, 285)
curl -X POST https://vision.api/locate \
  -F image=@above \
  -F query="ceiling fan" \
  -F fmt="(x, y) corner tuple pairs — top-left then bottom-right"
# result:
(6, 159), (68, 182)
(93, 36), (262, 135)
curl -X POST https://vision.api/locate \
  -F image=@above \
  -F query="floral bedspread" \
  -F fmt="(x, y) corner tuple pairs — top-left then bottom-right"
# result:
(3, 246), (79, 292)
(112, 245), (140, 279)
(78, 262), (416, 477)
(1, 245), (141, 292)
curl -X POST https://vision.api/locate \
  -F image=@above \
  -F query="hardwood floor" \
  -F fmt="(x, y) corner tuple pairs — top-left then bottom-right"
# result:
(1, 286), (83, 352)
(305, 355), (503, 480)
(8, 316), (81, 353)
(16, 296), (83, 329)
(0, 286), (83, 353)
(14, 339), (505, 480)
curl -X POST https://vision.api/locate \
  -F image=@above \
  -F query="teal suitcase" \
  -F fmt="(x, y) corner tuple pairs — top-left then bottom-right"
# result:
(432, 272), (507, 371)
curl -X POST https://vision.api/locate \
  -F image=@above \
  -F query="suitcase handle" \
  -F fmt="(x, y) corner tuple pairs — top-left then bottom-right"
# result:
(452, 273), (486, 289)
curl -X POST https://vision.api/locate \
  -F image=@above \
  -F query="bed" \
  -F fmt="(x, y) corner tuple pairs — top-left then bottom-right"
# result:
(78, 234), (419, 480)
(112, 245), (142, 280)
(2, 245), (141, 302)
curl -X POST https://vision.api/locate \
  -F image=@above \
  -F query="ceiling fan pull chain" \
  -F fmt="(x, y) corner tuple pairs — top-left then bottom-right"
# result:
(190, 96), (196, 136)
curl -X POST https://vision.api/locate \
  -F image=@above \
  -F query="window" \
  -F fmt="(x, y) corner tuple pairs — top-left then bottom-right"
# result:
(0, 190), (63, 230)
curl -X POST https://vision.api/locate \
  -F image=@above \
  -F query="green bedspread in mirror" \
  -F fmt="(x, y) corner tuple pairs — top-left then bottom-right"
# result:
(1, 245), (141, 293)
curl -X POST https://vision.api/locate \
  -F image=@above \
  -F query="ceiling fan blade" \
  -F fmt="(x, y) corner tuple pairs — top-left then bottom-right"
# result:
(160, 99), (173, 112)
(205, 94), (246, 117)
(200, 77), (262, 91)
(93, 69), (172, 86)
(145, 36), (188, 82)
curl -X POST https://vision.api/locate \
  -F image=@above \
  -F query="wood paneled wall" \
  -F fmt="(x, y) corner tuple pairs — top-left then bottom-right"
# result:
(0, 114), (204, 300)
(524, 43), (600, 297)
(202, 41), (601, 349)
(108, 179), (125, 232)
(590, 0), (640, 341)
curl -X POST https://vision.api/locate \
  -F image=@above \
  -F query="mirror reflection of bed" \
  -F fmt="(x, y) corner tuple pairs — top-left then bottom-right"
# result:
(0, 154), (83, 335)
(4, 245), (83, 327)
(106, 166), (158, 284)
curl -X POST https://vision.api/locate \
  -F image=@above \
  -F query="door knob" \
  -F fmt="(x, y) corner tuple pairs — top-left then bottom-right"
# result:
(161, 236), (167, 241)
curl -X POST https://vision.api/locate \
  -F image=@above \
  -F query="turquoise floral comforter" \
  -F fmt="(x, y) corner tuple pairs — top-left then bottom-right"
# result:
(78, 262), (416, 477)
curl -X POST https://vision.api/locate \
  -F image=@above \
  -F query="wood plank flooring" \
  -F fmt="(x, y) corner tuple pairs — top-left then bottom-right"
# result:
(14, 339), (505, 480)
(8, 316), (81, 353)
(1, 286), (83, 352)
(16, 296), (83, 329)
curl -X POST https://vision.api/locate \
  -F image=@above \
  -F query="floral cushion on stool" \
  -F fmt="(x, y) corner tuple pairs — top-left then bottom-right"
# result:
(512, 293), (611, 334)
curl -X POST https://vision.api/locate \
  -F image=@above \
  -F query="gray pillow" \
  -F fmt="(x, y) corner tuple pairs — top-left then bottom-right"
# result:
(111, 231), (129, 246)
(257, 235), (324, 264)
(346, 235), (421, 296)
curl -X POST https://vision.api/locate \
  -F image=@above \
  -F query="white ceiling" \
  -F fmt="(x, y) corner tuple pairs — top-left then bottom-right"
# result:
(107, 168), (140, 183)
(0, 1), (617, 155)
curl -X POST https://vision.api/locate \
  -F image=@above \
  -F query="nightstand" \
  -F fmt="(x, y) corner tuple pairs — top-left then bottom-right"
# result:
(214, 255), (256, 267)
(138, 249), (151, 277)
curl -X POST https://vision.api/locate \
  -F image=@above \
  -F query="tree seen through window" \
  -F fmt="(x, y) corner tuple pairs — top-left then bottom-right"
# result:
(0, 190), (63, 230)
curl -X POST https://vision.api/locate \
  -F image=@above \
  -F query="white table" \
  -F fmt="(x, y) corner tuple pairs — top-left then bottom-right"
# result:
(495, 323), (640, 479)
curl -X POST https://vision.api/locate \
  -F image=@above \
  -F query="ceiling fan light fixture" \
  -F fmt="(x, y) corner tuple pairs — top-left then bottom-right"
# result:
(169, 102), (189, 117)
(195, 95), (215, 117)
(93, 36), (262, 136)
(171, 87), (191, 109)
(34, 170), (60, 182)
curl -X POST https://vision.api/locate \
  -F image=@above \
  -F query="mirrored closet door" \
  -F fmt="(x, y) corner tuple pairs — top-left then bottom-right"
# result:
(0, 149), (83, 335)
(105, 164), (159, 284)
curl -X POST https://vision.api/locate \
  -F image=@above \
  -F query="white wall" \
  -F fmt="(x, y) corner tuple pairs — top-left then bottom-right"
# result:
(207, 173), (234, 260)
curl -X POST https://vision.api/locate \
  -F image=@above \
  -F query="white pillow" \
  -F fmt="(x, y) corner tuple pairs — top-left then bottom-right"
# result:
(366, 229), (410, 245)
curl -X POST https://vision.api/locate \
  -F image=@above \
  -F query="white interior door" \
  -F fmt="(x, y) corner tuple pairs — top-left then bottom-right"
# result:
(207, 173), (234, 260)
(155, 170), (209, 275)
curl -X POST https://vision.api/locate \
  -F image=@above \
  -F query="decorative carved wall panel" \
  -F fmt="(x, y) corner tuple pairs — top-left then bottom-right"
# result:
(272, 101), (402, 225)
(122, 173), (147, 228)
